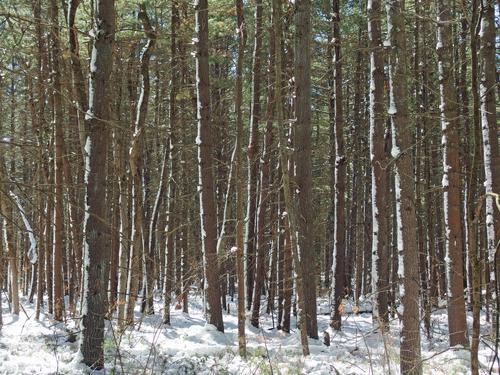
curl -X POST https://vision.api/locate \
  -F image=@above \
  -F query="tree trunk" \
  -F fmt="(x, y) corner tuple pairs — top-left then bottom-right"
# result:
(436, 0), (468, 346)
(245, 0), (264, 311)
(479, 0), (499, 334)
(195, 0), (224, 332)
(79, 0), (115, 368)
(467, 4), (481, 372)
(330, 0), (345, 332)
(275, 0), (309, 355)
(117, 43), (136, 327)
(33, 0), (47, 321)
(50, 0), (65, 323)
(368, 0), (389, 329)
(294, 0), (318, 340)
(0, 159), (19, 316)
(126, 4), (155, 325)
(234, 0), (247, 356)
(68, 0), (88, 154)
(386, 0), (422, 372)
(251, 11), (276, 327)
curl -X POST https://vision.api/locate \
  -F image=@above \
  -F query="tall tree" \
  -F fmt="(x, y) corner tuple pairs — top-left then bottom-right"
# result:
(251, 7), (277, 329)
(479, 0), (499, 330)
(160, 0), (178, 325)
(195, 0), (224, 332)
(329, 0), (345, 332)
(33, 0), (48, 321)
(125, 4), (155, 325)
(49, 0), (64, 323)
(245, 0), (264, 311)
(368, 0), (389, 329)
(235, 0), (247, 356)
(79, 0), (115, 368)
(467, 3), (481, 371)
(275, 0), (310, 355)
(385, 0), (422, 373)
(295, 0), (318, 339)
(436, 0), (468, 346)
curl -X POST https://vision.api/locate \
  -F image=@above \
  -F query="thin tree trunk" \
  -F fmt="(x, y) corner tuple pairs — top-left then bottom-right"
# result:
(126, 4), (155, 325)
(251, 13), (276, 327)
(245, 0), (264, 311)
(117, 43), (136, 327)
(33, 0), (47, 320)
(479, 0), (499, 334)
(50, 0), (65, 322)
(234, 0), (247, 355)
(368, 0), (389, 329)
(0, 160), (19, 316)
(68, 0), (88, 153)
(330, 0), (346, 332)
(467, 4), (481, 372)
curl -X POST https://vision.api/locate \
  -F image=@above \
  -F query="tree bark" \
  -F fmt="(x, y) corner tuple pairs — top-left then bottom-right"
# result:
(245, 0), (264, 311)
(68, 0), (88, 153)
(125, 4), (155, 325)
(368, 0), (389, 329)
(295, 0), (318, 339)
(195, 0), (224, 332)
(479, 0), (499, 332)
(234, 0), (247, 355)
(49, 0), (65, 323)
(436, 0), (468, 346)
(275, 0), (309, 355)
(467, 4), (481, 372)
(330, 0), (345, 332)
(251, 11), (276, 328)
(385, 0), (422, 372)
(79, 0), (115, 368)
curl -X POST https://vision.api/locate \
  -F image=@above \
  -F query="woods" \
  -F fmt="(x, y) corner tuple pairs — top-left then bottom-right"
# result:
(0, 0), (498, 374)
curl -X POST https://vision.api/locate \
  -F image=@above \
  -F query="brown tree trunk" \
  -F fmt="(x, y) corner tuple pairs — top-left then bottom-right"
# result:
(33, 0), (47, 320)
(467, 4), (481, 372)
(68, 0), (88, 153)
(368, 0), (389, 329)
(245, 0), (264, 311)
(79, 0), (115, 368)
(275, 0), (310, 355)
(330, 0), (345, 332)
(50, 0), (65, 323)
(235, 0), (247, 355)
(436, 0), (468, 346)
(195, 0), (224, 332)
(251, 12), (276, 327)
(126, 4), (155, 325)
(294, 0), (318, 340)
(0, 159), (19, 316)
(479, 0), (500, 333)
(117, 43), (136, 327)
(386, 0), (422, 372)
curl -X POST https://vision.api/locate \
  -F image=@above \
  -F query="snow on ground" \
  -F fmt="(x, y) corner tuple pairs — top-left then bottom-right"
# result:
(0, 294), (498, 374)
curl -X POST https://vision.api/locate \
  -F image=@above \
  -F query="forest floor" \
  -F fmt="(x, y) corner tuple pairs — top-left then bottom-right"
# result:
(0, 294), (497, 374)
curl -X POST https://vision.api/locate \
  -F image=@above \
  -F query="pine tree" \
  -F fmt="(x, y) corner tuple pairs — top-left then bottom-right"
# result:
(79, 0), (115, 368)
